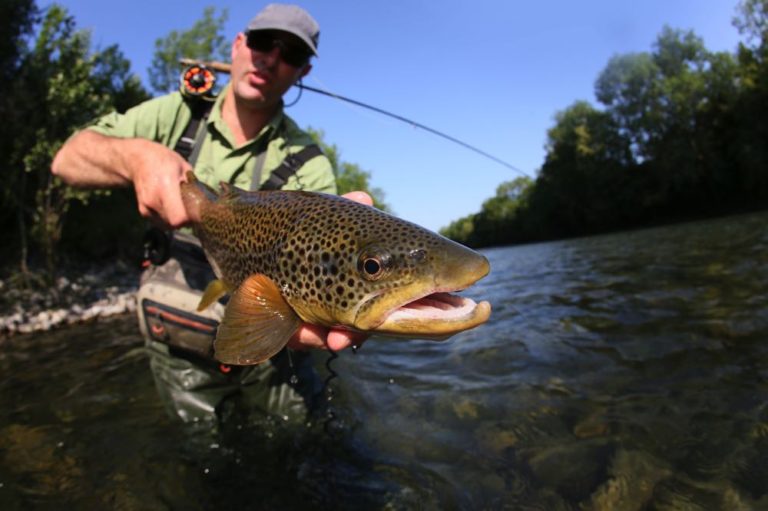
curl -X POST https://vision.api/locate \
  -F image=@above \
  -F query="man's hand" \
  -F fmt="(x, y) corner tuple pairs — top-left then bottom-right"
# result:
(126, 139), (192, 229)
(52, 130), (192, 229)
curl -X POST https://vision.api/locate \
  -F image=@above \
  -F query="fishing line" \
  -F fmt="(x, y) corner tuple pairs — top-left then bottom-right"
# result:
(284, 77), (304, 108)
(319, 343), (362, 436)
(321, 348), (339, 436)
(285, 348), (299, 385)
(295, 81), (530, 177)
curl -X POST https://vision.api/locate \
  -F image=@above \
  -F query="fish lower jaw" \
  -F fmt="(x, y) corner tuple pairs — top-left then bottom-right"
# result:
(372, 292), (492, 339)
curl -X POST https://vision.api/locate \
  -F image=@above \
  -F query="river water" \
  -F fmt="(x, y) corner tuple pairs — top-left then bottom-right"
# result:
(1, 212), (767, 510)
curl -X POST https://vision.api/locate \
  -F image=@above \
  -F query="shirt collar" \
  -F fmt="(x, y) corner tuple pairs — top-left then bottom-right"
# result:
(207, 83), (285, 149)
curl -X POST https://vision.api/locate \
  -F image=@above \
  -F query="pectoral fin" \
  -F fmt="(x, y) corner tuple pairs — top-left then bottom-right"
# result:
(197, 279), (229, 312)
(214, 274), (301, 365)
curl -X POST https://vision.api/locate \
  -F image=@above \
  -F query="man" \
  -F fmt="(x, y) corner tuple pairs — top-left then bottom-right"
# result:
(52, 4), (367, 425)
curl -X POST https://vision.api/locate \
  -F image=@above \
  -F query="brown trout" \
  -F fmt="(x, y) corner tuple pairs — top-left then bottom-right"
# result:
(180, 172), (491, 365)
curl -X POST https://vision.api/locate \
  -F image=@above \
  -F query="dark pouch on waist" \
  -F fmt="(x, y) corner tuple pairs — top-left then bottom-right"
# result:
(141, 298), (218, 358)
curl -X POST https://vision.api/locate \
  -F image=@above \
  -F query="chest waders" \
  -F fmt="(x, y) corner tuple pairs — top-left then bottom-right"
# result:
(136, 94), (324, 426)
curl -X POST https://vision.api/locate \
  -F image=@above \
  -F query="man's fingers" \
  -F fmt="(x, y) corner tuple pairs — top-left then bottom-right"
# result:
(326, 329), (368, 352)
(287, 324), (369, 352)
(288, 324), (328, 351)
(342, 191), (373, 206)
(132, 156), (191, 228)
(163, 186), (190, 229)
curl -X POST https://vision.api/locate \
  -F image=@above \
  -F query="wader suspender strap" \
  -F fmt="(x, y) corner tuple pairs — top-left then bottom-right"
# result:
(173, 100), (213, 164)
(259, 144), (324, 191)
(246, 136), (271, 190)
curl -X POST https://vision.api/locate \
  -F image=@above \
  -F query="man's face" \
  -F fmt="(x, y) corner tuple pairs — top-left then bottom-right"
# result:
(229, 30), (312, 110)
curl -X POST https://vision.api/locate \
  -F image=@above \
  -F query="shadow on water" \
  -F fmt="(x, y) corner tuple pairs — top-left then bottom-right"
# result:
(2, 211), (768, 509)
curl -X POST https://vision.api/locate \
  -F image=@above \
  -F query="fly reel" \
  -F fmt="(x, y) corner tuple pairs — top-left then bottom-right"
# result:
(179, 64), (216, 97)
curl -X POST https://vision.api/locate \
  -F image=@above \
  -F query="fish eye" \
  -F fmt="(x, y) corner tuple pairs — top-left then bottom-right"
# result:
(358, 247), (392, 281)
(363, 258), (381, 275)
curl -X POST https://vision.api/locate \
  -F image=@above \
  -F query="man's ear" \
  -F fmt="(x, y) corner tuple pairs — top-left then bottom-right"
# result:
(298, 63), (312, 82)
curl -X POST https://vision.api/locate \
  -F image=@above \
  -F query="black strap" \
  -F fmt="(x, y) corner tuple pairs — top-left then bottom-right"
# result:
(260, 144), (324, 191)
(173, 99), (213, 162)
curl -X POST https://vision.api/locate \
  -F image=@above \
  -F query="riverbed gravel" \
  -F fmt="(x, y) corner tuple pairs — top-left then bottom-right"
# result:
(0, 262), (140, 337)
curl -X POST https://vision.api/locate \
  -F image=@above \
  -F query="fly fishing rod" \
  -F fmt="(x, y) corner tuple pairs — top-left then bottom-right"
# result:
(179, 58), (529, 176)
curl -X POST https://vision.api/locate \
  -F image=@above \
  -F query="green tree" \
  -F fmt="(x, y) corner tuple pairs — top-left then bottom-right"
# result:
(734, 0), (768, 49)
(445, 3), (768, 248)
(440, 215), (476, 244)
(473, 177), (534, 246)
(0, 0), (38, 265)
(595, 27), (710, 165)
(148, 6), (229, 94)
(538, 101), (636, 235)
(732, 0), (768, 200)
(595, 52), (660, 162)
(8, 4), (148, 280)
(649, 28), (712, 209)
(0, 0), (37, 78)
(441, 177), (533, 247)
(593, 27), (732, 216)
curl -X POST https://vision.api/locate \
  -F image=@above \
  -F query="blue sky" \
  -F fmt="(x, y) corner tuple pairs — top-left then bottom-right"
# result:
(56, 0), (744, 231)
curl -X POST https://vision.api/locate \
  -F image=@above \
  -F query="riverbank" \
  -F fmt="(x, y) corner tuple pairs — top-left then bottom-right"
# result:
(0, 261), (140, 338)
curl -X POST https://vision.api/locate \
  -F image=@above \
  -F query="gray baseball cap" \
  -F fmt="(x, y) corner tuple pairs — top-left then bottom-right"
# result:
(246, 4), (320, 56)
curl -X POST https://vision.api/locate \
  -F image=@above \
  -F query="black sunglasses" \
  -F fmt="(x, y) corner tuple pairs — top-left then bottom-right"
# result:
(245, 31), (312, 68)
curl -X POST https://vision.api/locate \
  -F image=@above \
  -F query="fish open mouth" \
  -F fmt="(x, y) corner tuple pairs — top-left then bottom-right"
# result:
(373, 291), (492, 339)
